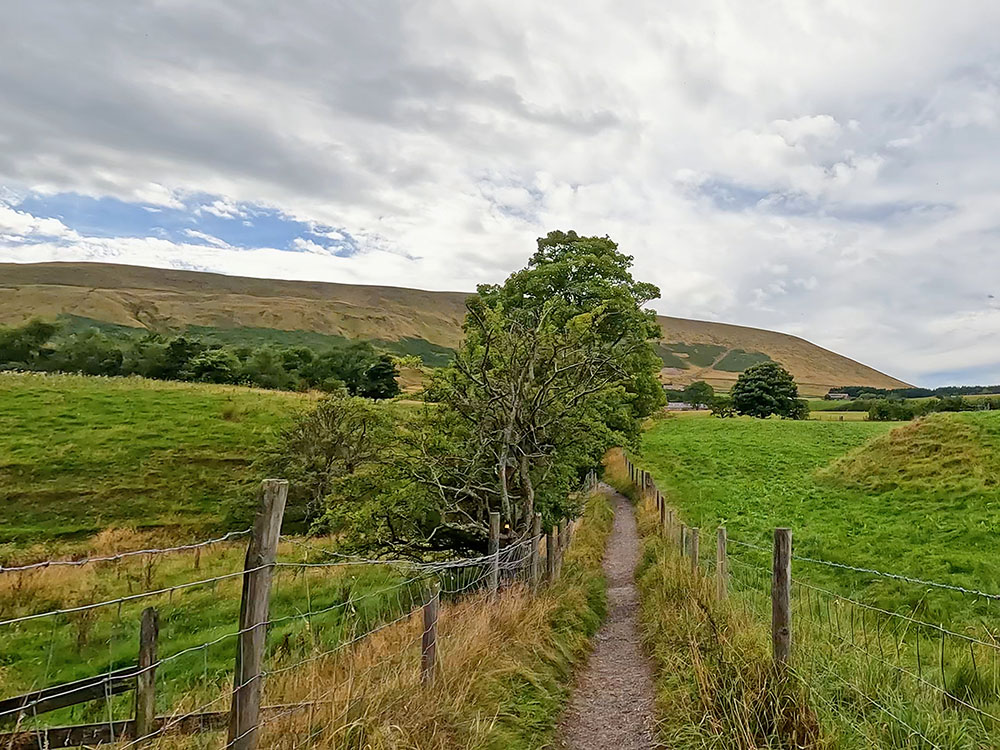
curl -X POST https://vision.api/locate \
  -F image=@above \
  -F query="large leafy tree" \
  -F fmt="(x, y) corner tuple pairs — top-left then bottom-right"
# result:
(322, 231), (664, 555)
(731, 362), (808, 419)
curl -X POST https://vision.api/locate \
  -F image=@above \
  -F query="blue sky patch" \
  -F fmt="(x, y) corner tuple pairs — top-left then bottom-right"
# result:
(11, 191), (360, 256)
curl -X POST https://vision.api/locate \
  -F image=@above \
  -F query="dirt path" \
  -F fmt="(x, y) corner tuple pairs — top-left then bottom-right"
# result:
(555, 484), (657, 749)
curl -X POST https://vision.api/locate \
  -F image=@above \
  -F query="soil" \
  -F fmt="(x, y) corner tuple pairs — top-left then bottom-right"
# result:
(554, 484), (657, 749)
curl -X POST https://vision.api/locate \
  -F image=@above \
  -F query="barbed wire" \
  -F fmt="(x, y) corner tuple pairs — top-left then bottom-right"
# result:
(729, 537), (1000, 602)
(0, 528), (253, 574)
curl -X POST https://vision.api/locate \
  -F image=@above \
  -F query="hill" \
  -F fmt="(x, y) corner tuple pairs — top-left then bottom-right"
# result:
(0, 262), (909, 395)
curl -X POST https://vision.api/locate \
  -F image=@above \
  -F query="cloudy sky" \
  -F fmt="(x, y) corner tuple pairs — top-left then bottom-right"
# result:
(1, 1), (999, 386)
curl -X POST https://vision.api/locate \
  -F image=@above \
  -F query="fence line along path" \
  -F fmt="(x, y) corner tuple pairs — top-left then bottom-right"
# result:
(0, 479), (581, 750)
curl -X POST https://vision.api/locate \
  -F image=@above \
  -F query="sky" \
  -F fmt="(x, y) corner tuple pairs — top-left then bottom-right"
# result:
(1, 2), (999, 387)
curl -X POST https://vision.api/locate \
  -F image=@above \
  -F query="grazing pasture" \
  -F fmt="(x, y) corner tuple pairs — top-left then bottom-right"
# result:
(0, 373), (309, 550)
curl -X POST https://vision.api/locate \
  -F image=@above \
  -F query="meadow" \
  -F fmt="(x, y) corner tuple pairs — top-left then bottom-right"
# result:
(0, 372), (310, 551)
(638, 412), (1000, 622)
(634, 413), (1000, 747)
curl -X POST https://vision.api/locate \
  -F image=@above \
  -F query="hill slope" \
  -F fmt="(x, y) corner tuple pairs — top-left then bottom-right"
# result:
(0, 262), (909, 394)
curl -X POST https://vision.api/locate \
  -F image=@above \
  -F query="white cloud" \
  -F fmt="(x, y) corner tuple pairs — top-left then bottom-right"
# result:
(1, 1), (1000, 384)
(0, 205), (77, 241)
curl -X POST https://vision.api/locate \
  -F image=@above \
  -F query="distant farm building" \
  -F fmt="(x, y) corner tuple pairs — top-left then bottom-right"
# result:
(825, 392), (851, 400)
(666, 401), (697, 411)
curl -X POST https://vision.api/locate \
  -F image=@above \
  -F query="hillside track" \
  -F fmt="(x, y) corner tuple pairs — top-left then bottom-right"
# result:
(555, 484), (657, 749)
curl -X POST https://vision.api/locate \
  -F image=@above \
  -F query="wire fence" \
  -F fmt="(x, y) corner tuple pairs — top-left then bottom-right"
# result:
(0, 481), (576, 750)
(622, 453), (1000, 748)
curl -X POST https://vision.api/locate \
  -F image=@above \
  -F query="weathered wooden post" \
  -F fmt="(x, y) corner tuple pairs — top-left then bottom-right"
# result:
(228, 479), (288, 750)
(488, 511), (500, 596)
(680, 524), (688, 556)
(716, 527), (728, 600)
(530, 513), (542, 590)
(546, 528), (558, 583)
(690, 527), (700, 575)
(772, 528), (792, 670)
(421, 582), (440, 685)
(134, 607), (159, 745)
(658, 494), (666, 534)
(668, 510), (675, 546)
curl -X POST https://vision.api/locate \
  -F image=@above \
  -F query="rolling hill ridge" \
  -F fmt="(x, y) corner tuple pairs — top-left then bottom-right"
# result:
(0, 262), (910, 395)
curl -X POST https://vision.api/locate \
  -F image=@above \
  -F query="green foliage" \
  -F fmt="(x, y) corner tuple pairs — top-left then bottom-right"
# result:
(261, 394), (392, 528)
(681, 380), (714, 407)
(0, 318), (402, 397)
(0, 318), (58, 366)
(323, 231), (664, 554)
(713, 348), (773, 372)
(731, 361), (807, 419)
(710, 394), (737, 417)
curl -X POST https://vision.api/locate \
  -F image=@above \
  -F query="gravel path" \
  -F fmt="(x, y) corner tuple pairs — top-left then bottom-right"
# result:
(555, 484), (657, 749)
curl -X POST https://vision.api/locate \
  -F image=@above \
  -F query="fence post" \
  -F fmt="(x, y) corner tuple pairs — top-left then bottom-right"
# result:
(545, 526), (559, 583)
(690, 527), (700, 575)
(228, 479), (288, 750)
(716, 527), (728, 600)
(772, 528), (792, 671)
(134, 607), (159, 745)
(530, 513), (542, 590)
(658, 495), (666, 533)
(668, 510), (675, 546)
(421, 581), (440, 685)
(488, 511), (500, 596)
(680, 524), (688, 556)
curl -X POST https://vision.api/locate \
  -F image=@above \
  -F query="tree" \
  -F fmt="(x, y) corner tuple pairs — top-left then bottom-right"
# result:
(183, 348), (241, 383)
(682, 381), (715, 409)
(0, 319), (58, 367)
(263, 393), (392, 526)
(324, 231), (665, 555)
(731, 362), (807, 419)
(358, 355), (400, 400)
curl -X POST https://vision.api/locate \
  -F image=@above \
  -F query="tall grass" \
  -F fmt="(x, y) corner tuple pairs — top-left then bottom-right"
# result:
(18, 491), (614, 749)
(626, 453), (1000, 748)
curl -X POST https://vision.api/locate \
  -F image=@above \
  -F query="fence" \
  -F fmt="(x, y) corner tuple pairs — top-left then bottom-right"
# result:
(0, 480), (581, 750)
(621, 453), (1000, 748)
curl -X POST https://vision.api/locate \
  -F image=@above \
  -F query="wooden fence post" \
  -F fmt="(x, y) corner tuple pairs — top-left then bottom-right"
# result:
(668, 510), (675, 546)
(545, 526), (556, 583)
(228, 479), (288, 750)
(772, 528), (792, 671)
(134, 607), (158, 745)
(488, 511), (500, 596)
(716, 527), (728, 600)
(690, 527), (700, 575)
(658, 495), (666, 533)
(421, 581), (440, 685)
(680, 524), (688, 556)
(530, 513), (542, 590)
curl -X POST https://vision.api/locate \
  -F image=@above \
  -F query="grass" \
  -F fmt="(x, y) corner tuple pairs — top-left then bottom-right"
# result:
(615, 449), (1000, 749)
(636, 413), (1000, 625)
(0, 490), (615, 749)
(630, 416), (1000, 748)
(0, 372), (309, 550)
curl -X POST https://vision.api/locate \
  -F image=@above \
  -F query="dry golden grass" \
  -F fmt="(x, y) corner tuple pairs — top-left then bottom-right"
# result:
(136, 493), (614, 750)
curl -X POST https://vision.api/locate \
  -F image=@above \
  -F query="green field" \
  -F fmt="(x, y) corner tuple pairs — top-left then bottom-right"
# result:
(638, 413), (1000, 623)
(0, 373), (309, 549)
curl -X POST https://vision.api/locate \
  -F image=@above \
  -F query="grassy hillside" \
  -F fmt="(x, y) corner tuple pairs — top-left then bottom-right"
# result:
(637, 413), (1000, 624)
(0, 373), (307, 548)
(0, 262), (909, 394)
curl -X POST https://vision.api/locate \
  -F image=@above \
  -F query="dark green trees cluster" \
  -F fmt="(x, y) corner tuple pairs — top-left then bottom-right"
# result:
(730, 361), (808, 419)
(0, 320), (400, 398)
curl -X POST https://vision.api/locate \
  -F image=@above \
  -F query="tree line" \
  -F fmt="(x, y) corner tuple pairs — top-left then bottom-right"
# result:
(831, 384), (1000, 399)
(0, 319), (401, 398)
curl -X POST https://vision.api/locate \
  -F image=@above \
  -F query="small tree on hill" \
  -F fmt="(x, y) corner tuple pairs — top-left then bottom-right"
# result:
(731, 362), (807, 419)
